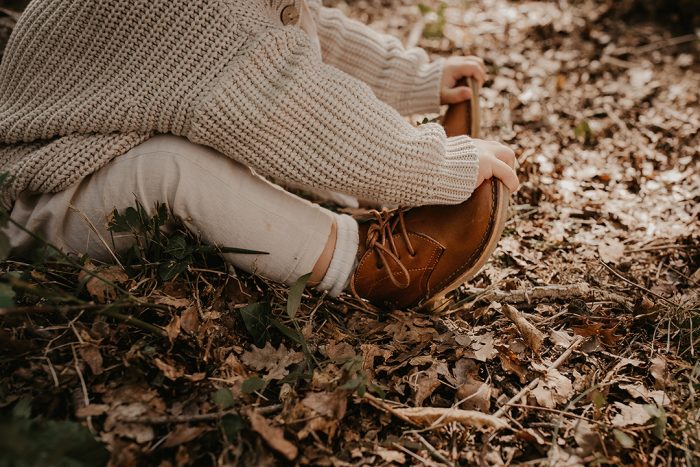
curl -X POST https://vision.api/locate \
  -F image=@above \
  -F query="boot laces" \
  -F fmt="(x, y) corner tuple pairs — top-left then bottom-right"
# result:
(365, 208), (416, 289)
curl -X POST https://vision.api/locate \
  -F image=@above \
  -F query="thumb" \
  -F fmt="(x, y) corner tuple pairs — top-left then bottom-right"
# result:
(441, 86), (472, 105)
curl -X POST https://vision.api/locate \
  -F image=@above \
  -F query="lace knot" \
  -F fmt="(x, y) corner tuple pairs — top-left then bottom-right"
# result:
(365, 208), (415, 289)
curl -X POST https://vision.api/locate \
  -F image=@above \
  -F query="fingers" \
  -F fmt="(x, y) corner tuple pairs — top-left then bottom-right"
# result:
(465, 55), (487, 76)
(441, 86), (472, 105)
(457, 60), (487, 85)
(494, 145), (516, 169)
(491, 158), (520, 193)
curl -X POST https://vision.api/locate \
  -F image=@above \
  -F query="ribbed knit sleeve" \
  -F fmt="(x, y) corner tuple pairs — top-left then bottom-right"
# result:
(188, 28), (478, 207)
(307, 2), (443, 117)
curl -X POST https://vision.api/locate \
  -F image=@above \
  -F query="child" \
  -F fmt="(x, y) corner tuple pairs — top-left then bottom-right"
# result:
(0, 0), (518, 309)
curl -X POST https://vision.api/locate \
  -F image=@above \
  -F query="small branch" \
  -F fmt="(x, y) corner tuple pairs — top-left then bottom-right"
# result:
(113, 404), (282, 424)
(492, 336), (584, 419)
(416, 433), (456, 467)
(635, 33), (699, 54)
(0, 303), (107, 316)
(460, 283), (629, 308)
(363, 393), (420, 427)
(599, 259), (678, 307)
(99, 309), (166, 337)
(392, 442), (440, 467)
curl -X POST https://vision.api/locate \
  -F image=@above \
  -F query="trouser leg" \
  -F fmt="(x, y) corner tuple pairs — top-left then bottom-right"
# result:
(7, 135), (358, 295)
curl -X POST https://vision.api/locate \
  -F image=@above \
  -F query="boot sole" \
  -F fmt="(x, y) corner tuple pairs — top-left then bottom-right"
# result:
(420, 180), (510, 313)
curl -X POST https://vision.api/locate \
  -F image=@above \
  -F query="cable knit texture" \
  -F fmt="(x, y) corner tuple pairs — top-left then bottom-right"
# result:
(0, 0), (479, 210)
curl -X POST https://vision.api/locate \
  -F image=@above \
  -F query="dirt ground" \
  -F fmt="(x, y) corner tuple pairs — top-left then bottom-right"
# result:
(0, 1), (699, 466)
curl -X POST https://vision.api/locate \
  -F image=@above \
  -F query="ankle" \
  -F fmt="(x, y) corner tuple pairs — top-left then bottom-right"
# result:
(316, 214), (359, 296)
(308, 219), (338, 286)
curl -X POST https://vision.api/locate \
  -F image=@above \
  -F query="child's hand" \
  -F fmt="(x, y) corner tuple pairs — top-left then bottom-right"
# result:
(472, 139), (520, 193)
(440, 56), (488, 105)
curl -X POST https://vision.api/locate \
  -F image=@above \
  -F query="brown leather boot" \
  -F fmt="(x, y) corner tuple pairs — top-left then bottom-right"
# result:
(350, 78), (510, 311)
(349, 179), (509, 310)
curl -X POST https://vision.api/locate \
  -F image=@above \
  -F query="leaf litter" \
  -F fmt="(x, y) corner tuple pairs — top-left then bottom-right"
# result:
(0, 0), (699, 465)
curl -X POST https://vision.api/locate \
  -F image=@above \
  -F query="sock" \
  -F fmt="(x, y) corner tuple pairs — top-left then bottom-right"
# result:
(317, 213), (359, 297)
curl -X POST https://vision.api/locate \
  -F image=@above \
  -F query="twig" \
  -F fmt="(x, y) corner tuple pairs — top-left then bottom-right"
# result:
(0, 303), (118, 316)
(635, 33), (699, 54)
(599, 259), (679, 307)
(493, 336), (585, 419)
(501, 304), (544, 354)
(458, 283), (629, 308)
(113, 404), (283, 424)
(416, 433), (456, 467)
(362, 393), (420, 427)
(69, 205), (124, 269)
(99, 308), (166, 337)
(71, 342), (94, 432)
(392, 442), (440, 467)
(0, 302), (167, 337)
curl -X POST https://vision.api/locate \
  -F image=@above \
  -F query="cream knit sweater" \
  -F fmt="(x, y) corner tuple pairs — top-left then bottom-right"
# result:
(0, 0), (479, 210)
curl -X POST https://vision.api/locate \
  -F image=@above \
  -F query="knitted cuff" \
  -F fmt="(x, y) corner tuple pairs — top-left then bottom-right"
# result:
(401, 58), (444, 116)
(427, 134), (481, 205)
(317, 213), (359, 297)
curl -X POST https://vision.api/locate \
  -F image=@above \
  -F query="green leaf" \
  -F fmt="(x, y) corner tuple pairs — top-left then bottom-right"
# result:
(270, 318), (304, 346)
(591, 390), (606, 409)
(222, 413), (244, 441)
(613, 429), (635, 449)
(156, 203), (169, 227)
(212, 388), (235, 409)
(574, 120), (594, 145)
(12, 398), (32, 419)
(218, 246), (269, 255)
(417, 3), (432, 14)
(287, 272), (310, 319)
(0, 282), (15, 308)
(124, 206), (141, 231)
(241, 376), (266, 394)
(165, 234), (188, 260)
(239, 302), (272, 347)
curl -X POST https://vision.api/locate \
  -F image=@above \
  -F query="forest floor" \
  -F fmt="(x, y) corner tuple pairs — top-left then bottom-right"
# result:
(1, 1), (699, 466)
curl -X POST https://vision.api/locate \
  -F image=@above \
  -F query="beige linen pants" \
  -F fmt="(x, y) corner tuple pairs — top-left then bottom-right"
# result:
(7, 135), (359, 296)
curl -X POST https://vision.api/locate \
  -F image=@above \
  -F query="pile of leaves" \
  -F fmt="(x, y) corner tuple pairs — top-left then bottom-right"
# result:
(1, 0), (699, 465)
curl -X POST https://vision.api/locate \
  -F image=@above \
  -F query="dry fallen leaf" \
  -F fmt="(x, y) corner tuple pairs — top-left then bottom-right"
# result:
(162, 425), (209, 448)
(550, 329), (574, 348)
(375, 447), (406, 464)
(80, 343), (104, 375)
(241, 342), (304, 381)
(154, 358), (185, 380)
(410, 363), (441, 406)
(247, 409), (298, 460)
(531, 366), (574, 409)
(470, 332), (498, 362)
(165, 314), (181, 342)
(454, 358), (491, 412)
(650, 356), (668, 389)
(79, 264), (129, 303)
(598, 238), (625, 263)
(180, 306), (200, 334)
(611, 401), (653, 427)
(302, 390), (348, 419)
(619, 383), (669, 406)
